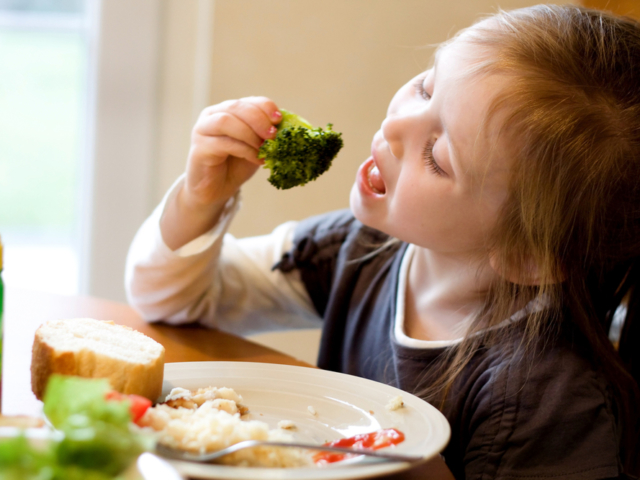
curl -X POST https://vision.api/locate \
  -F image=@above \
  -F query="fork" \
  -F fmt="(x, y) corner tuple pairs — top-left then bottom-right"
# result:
(155, 440), (423, 464)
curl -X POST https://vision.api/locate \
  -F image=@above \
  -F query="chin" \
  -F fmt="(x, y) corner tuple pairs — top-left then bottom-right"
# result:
(349, 184), (368, 223)
(350, 184), (383, 232)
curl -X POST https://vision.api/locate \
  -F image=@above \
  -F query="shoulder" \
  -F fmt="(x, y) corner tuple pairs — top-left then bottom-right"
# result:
(286, 209), (392, 266)
(294, 209), (388, 246)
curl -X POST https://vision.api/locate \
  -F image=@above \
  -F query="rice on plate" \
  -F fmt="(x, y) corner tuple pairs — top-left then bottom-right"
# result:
(137, 386), (310, 468)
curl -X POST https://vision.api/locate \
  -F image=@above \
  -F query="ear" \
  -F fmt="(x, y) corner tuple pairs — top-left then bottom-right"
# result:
(489, 252), (545, 286)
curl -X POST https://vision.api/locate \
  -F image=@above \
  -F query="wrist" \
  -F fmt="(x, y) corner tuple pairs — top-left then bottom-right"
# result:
(160, 183), (233, 251)
(177, 183), (230, 221)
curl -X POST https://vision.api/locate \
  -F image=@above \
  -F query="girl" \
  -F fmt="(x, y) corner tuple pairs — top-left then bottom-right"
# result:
(126, 5), (640, 478)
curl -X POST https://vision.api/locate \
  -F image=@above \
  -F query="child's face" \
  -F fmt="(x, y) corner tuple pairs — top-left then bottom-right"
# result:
(350, 38), (512, 258)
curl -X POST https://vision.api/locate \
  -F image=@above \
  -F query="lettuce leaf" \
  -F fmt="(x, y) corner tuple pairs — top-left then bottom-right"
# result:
(41, 375), (152, 476)
(43, 375), (130, 429)
(0, 434), (124, 480)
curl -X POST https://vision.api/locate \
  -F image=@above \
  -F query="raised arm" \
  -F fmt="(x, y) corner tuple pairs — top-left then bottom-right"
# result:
(125, 97), (320, 334)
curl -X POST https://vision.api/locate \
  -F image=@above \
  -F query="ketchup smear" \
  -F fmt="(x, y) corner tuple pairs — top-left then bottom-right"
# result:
(313, 428), (405, 465)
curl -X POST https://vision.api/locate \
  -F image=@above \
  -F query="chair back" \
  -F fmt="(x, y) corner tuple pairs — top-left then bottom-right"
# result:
(605, 260), (640, 388)
(618, 284), (640, 388)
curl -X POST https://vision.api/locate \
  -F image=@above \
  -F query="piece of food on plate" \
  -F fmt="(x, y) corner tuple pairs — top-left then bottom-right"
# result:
(278, 419), (296, 430)
(0, 414), (45, 428)
(31, 318), (165, 402)
(385, 395), (404, 411)
(313, 428), (406, 465)
(139, 386), (310, 468)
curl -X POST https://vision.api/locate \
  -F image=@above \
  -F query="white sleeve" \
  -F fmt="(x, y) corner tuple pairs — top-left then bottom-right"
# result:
(124, 176), (321, 335)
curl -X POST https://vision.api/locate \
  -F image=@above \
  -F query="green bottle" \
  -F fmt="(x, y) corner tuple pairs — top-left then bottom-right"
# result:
(0, 234), (3, 383)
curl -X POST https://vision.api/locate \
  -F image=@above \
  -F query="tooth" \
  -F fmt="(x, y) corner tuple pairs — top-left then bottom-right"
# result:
(368, 163), (382, 194)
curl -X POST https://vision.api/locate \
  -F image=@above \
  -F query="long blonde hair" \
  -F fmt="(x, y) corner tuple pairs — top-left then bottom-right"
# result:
(424, 4), (640, 448)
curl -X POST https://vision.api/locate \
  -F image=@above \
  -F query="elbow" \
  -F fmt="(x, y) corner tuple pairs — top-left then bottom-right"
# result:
(124, 265), (167, 323)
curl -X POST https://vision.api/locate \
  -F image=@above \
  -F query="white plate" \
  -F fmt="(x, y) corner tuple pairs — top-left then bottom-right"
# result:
(160, 362), (450, 480)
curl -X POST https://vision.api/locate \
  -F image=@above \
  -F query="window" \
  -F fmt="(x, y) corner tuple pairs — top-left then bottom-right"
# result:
(0, 0), (90, 294)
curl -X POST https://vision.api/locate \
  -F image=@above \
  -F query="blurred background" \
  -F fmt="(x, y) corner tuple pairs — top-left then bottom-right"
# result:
(0, 0), (636, 303)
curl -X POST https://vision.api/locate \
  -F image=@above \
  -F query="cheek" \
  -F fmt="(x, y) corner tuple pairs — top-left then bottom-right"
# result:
(392, 177), (439, 225)
(395, 176), (467, 227)
(469, 175), (510, 232)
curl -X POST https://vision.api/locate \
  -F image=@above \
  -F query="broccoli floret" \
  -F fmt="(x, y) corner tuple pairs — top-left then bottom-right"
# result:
(258, 109), (344, 190)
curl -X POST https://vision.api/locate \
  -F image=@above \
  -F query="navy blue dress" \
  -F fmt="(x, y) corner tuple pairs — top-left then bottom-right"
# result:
(275, 210), (636, 480)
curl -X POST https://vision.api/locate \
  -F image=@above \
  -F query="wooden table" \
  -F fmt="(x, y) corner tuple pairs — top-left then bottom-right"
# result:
(1, 287), (453, 480)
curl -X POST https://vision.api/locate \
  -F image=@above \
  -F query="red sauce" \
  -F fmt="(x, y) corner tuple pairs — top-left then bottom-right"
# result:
(313, 428), (405, 465)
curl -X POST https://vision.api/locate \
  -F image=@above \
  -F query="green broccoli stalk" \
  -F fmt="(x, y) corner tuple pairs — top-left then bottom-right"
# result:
(258, 109), (343, 190)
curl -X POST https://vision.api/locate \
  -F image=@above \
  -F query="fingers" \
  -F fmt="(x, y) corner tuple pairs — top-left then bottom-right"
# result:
(191, 133), (261, 166)
(199, 96), (281, 145)
(194, 112), (263, 156)
(192, 97), (282, 167)
(243, 96), (282, 126)
(203, 96), (281, 125)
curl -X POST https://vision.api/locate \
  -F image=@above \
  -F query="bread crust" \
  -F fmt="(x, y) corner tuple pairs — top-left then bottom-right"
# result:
(31, 319), (165, 401)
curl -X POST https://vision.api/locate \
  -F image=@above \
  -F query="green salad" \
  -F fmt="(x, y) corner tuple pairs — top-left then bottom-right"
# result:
(0, 375), (154, 479)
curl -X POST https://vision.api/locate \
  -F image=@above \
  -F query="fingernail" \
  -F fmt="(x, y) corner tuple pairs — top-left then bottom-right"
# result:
(272, 110), (282, 119)
(268, 126), (277, 135)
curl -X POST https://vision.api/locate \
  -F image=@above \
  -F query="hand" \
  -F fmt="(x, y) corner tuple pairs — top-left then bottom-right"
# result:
(185, 96), (281, 208)
(161, 96), (281, 250)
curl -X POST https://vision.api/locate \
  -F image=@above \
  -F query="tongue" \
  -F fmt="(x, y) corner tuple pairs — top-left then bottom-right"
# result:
(369, 165), (386, 194)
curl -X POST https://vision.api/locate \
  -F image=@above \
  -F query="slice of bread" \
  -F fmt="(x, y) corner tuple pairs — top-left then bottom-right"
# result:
(31, 318), (165, 402)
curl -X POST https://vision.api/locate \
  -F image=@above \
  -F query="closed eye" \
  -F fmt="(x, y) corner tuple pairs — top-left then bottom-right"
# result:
(413, 76), (431, 100)
(423, 140), (446, 176)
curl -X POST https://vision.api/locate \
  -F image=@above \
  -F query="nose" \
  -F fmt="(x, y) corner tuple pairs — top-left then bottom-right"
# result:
(381, 114), (410, 160)
(382, 80), (432, 161)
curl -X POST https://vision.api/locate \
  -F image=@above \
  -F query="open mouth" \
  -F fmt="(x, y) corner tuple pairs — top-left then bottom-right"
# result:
(367, 162), (386, 195)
